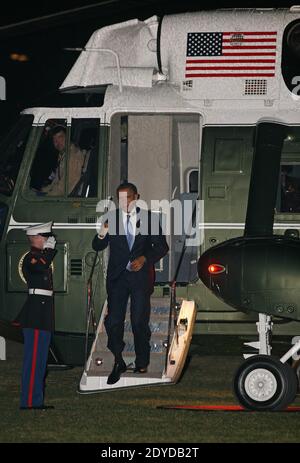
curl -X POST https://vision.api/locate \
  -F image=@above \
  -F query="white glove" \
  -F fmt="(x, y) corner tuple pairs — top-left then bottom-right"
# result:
(43, 236), (56, 249)
(98, 222), (108, 239)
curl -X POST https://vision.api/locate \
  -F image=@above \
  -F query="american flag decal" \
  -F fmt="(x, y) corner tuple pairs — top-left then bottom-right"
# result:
(185, 31), (277, 78)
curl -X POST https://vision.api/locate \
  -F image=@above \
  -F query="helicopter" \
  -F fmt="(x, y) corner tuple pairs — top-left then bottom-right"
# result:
(1, 7), (300, 403)
(198, 120), (300, 410)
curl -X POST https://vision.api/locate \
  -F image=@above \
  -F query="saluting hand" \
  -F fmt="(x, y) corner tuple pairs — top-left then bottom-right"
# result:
(43, 236), (56, 249)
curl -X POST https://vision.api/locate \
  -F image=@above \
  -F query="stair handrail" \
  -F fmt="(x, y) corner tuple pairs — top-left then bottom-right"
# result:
(165, 198), (198, 372)
(84, 250), (100, 371)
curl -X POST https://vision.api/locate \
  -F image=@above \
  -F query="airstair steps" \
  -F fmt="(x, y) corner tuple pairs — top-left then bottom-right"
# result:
(87, 296), (171, 377)
(79, 296), (196, 392)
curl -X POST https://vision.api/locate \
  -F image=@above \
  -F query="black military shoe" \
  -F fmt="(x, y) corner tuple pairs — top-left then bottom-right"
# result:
(107, 361), (127, 385)
(20, 405), (55, 410)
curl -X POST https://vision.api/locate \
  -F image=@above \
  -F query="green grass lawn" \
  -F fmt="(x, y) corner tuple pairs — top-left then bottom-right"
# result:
(1, 336), (300, 443)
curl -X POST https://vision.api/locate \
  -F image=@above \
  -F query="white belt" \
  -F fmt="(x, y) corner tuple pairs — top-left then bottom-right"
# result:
(29, 289), (53, 296)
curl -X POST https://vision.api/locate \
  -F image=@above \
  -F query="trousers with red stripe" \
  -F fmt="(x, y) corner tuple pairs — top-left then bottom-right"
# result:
(20, 328), (51, 408)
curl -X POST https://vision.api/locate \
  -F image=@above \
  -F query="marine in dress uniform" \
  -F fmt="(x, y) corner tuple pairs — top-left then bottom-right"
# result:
(16, 221), (57, 410)
(92, 182), (169, 385)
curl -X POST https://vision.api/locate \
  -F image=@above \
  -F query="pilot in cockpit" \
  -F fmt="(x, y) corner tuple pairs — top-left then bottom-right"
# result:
(41, 125), (90, 197)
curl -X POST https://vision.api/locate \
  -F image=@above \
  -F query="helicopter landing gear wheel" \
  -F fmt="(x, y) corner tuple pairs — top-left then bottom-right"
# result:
(233, 355), (298, 411)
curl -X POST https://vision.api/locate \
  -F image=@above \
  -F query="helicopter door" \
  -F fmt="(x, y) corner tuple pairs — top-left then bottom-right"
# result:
(108, 113), (202, 284)
(200, 125), (256, 316)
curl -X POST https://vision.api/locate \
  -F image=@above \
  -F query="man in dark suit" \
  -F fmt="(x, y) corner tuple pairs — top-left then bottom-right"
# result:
(92, 182), (169, 384)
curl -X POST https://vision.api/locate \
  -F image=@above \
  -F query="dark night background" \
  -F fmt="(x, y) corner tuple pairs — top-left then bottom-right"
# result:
(0, 0), (297, 138)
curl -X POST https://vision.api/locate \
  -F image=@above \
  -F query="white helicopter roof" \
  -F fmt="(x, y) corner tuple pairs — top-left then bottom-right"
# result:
(60, 8), (300, 104)
(61, 15), (161, 90)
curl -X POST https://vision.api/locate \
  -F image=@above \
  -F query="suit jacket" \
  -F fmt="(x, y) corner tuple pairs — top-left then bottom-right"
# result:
(92, 208), (169, 292)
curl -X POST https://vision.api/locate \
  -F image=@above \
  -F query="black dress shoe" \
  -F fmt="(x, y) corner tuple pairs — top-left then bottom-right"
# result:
(107, 361), (127, 385)
(133, 367), (148, 373)
(20, 405), (55, 410)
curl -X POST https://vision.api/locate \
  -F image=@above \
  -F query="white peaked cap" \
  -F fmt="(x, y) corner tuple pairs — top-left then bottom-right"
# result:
(25, 221), (53, 236)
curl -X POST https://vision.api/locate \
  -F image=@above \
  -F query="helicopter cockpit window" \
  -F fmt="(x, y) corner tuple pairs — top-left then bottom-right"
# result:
(29, 119), (67, 195)
(29, 118), (99, 198)
(277, 164), (300, 213)
(276, 129), (300, 213)
(0, 114), (33, 197)
(68, 119), (99, 198)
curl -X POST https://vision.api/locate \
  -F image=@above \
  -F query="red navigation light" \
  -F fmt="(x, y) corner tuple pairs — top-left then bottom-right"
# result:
(208, 264), (225, 275)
